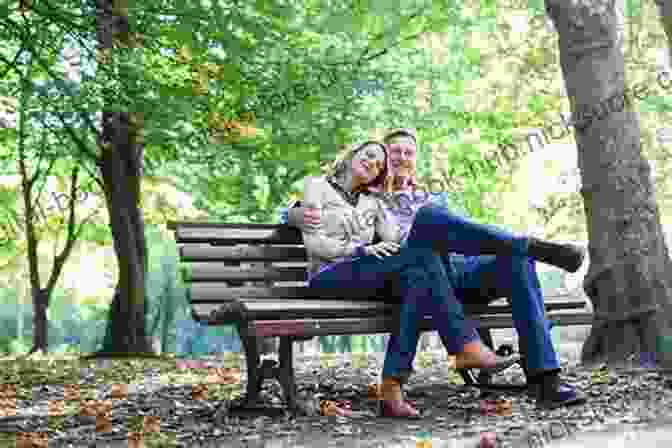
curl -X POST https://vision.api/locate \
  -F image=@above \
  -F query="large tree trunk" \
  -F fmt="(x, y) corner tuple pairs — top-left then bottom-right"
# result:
(546, 0), (672, 366)
(655, 0), (672, 68)
(93, 0), (152, 355)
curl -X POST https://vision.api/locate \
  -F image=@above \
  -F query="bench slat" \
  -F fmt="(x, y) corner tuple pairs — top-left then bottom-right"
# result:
(182, 265), (306, 282)
(187, 284), (589, 310)
(235, 312), (594, 337)
(172, 222), (301, 245)
(180, 245), (307, 262)
(193, 301), (396, 321)
(191, 300), (588, 323)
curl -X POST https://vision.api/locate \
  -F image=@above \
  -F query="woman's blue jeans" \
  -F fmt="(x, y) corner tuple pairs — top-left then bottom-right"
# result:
(309, 246), (481, 380)
(399, 204), (560, 375)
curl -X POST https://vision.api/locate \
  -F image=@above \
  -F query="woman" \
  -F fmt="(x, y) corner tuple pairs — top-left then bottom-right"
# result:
(301, 141), (518, 418)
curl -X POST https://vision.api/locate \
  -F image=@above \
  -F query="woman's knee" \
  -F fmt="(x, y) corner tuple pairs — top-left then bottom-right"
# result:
(404, 247), (444, 270)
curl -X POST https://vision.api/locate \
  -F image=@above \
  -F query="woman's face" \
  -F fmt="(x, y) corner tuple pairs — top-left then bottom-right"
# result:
(351, 143), (386, 184)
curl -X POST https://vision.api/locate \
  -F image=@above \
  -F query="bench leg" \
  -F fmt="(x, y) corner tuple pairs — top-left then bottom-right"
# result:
(278, 336), (297, 411)
(240, 330), (262, 406)
(479, 327), (495, 350)
(458, 328), (495, 386)
(477, 328), (495, 385)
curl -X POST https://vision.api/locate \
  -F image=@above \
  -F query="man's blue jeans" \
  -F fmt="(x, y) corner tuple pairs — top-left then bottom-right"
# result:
(446, 254), (560, 374)
(309, 246), (481, 380)
(394, 204), (560, 375)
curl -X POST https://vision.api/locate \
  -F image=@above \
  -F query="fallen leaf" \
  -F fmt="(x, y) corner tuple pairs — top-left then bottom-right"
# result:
(0, 397), (16, 417)
(127, 431), (145, 448)
(110, 383), (129, 399)
(367, 383), (381, 400)
(417, 352), (434, 369)
(64, 384), (80, 401)
(479, 431), (497, 448)
(48, 399), (65, 416)
(191, 384), (208, 400)
(352, 353), (369, 369)
(143, 415), (160, 433)
(96, 411), (113, 433)
(446, 369), (465, 386)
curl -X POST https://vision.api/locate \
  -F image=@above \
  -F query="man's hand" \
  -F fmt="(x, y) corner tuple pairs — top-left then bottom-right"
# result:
(364, 241), (400, 259)
(396, 175), (416, 191)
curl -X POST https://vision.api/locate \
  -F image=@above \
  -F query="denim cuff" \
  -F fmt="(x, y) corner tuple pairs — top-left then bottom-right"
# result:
(354, 244), (367, 258)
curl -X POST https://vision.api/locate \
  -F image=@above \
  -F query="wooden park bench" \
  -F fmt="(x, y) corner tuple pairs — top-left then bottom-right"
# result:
(167, 221), (594, 411)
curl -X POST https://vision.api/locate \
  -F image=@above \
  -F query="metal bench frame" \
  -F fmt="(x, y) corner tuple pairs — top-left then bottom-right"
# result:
(168, 221), (594, 411)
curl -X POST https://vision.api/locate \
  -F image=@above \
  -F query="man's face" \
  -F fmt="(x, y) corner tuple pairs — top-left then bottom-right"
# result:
(386, 137), (417, 177)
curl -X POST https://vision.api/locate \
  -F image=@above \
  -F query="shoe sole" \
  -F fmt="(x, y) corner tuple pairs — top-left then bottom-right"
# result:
(479, 355), (522, 375)
(537, 395), (587, 410)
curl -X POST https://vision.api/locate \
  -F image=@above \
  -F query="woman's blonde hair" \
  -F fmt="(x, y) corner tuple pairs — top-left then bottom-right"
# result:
(325, 141), (388, 191)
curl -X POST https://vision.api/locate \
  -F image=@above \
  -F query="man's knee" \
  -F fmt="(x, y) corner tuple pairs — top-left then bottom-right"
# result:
(413, 203), (443, 225)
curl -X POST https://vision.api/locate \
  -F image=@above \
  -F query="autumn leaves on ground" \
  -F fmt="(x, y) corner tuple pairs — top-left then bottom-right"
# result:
(0, 351), (241, 447)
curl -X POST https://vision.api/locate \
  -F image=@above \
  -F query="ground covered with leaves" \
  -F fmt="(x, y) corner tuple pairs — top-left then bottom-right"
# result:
(1, 340), (672, 448)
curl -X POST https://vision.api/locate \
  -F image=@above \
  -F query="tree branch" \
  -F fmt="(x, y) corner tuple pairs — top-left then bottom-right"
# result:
(17, 59), (41, 292)
(45, 166), (80, 295)
(27, 48), (103, 146)
(0, 44), (26, 80)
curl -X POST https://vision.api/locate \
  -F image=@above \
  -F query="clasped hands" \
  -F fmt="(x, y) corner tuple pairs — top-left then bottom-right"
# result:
(303, 207), (399, 259)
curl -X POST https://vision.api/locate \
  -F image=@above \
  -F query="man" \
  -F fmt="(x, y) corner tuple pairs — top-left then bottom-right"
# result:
(285, 129), (587, 409)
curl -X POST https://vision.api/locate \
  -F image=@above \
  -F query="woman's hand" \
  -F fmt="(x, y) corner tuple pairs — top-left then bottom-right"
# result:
(366, 184), (384, 193)
(304, 206), (321, 228)
(364, 241), (400, 259)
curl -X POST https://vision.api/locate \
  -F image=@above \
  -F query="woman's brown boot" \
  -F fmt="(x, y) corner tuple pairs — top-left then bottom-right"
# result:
(379, 376), (420, 418)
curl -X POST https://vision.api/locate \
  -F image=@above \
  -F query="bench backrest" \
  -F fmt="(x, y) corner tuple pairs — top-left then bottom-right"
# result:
(169, 222), (308, 287)
(168, 221), (590, 320)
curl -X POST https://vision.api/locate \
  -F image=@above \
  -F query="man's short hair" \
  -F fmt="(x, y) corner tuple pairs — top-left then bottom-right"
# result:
(384, 128), (418, 145)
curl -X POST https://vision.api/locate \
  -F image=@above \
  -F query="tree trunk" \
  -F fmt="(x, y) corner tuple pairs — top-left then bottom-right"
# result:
(94, 0), (152, 355)
(18, 53), (49, 357)
(546, 0), (672, 366)
(29, 289), (49, 354)
(17, 54), (82, 357)
(655, 0), (672, 68)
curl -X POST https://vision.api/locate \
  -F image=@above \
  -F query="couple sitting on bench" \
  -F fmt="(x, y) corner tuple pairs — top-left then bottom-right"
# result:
(282, 129), (587, 417)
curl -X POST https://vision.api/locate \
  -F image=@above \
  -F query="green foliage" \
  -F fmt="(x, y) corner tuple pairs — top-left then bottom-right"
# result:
(526, 0), (546, 17)
(624, 0), (643, 18)
(0, 0), (551, 356)
(641, 94), (672, 114)
(1, 0), (505, 228)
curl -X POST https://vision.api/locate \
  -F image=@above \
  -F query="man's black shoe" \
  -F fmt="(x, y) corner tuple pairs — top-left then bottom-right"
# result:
(527, 238), (586, 273)
(527, 371), (587, 409)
